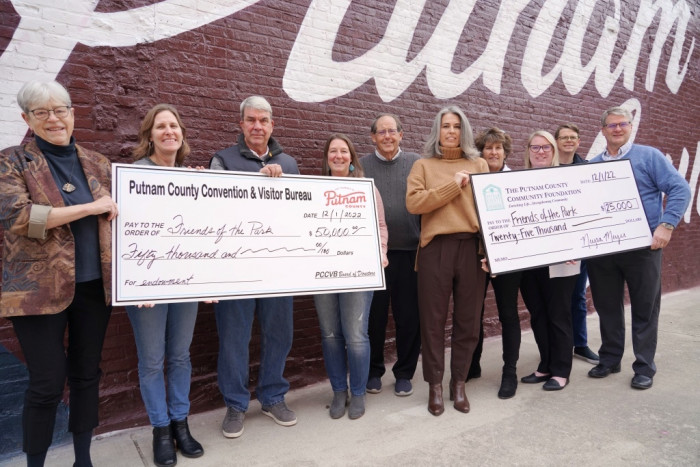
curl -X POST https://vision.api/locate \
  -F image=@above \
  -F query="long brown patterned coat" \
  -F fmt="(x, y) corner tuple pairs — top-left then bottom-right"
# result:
(0, 140), (112, 317)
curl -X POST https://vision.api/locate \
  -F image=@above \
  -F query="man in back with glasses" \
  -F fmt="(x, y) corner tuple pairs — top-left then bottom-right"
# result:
(555, 123), (599, 366)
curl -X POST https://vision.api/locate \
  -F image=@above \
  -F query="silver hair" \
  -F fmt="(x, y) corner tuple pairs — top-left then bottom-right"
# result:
(370, 113), (403, 133)
(525, 130), (560, 168)
(600, 107), (632, 127)
(16, 81), (72, 114)
(240, 95), (273, 120)
(422, 106), (479, 160)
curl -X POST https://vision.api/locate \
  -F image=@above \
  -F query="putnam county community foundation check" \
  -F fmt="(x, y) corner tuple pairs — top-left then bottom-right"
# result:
(112, 164), (386, 305)
(470, 159), (652, 275)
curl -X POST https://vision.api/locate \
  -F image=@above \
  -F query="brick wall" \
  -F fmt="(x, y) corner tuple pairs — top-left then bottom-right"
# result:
(1, 0), (699, 455)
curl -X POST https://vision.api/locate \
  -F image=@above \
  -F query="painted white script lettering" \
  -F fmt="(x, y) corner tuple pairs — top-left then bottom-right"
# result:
(283, 0), (695, 101)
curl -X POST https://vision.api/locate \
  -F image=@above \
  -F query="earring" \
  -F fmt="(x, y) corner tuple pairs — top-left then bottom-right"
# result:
(148, 140), (153, 154)
(349, 163), (355, 172)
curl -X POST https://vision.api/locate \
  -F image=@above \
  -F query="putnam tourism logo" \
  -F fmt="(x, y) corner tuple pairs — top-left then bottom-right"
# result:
(483, 185), (505, 211)
(323, 189), (367, 207)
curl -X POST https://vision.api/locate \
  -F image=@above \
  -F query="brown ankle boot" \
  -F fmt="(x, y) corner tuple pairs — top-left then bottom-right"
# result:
(450, 379), (470, 413)
(428, 383), (444, 416)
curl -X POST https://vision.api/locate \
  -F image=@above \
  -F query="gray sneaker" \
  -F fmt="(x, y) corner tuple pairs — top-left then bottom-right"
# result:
(222, 407), (244, 438)
(366, 376), (382, 394)
(574, 346), (600, 364)
(262, 401), (297, 426)
(394, 379), (413, 396)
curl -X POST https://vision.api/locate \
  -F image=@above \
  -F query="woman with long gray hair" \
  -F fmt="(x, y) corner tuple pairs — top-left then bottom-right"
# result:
(406, 106), (489, 416)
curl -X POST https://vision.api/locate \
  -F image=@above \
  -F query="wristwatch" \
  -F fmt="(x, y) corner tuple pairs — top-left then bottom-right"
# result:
(660, 222), (675, 230)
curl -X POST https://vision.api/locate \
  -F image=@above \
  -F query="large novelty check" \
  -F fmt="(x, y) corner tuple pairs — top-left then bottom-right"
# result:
(470, 159), (652, 275)
(112, 164), (386, 305)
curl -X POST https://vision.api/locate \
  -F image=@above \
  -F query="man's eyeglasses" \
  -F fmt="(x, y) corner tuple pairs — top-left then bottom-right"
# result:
(557, 135), (579, 142)
(529, 144), (552, 153)
(29, 106), (70, 120)
(376, 129), (398, 136)
(604, 122), (630, 130)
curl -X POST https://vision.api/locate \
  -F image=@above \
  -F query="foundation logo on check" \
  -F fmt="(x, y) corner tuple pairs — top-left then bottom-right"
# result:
(483, 185), (505, 211)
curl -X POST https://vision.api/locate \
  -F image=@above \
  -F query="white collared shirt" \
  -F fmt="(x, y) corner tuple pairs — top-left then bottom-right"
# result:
(374, 148), (402, 162)
(251, 146), (271, 159)
(602, 141), (632, 161)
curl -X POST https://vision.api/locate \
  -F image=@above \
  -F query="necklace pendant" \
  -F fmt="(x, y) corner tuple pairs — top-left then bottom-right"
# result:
(62, 182), (76, 193)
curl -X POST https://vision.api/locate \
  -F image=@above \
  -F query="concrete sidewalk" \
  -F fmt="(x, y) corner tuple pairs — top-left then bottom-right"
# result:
(3, 287), (699, 466)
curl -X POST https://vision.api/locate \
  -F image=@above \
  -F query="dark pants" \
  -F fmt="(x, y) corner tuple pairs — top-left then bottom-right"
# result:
(368, 249), (421, 380)
(470, 271), (523, 376)
(468, 276), (490, 376)
(587, 248), (662, 377)
(492, 271), (524, 373)
(418, 234), (486, 384)
(521, 268), (577, 379)
(571, 260), (589, 347)
(10, 280), (111, 455)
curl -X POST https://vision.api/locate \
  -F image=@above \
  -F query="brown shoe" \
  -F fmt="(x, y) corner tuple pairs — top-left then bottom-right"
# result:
(428, 383), (444, 416)
(449, 379), (470, 413)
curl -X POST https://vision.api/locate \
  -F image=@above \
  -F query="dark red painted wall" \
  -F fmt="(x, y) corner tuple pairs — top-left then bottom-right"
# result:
(1, 0), (699, 453)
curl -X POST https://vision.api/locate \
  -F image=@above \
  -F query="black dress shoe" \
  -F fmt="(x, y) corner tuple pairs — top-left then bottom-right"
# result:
(497, 372), (517, 399)
(152, 426), (176, 467)
(542, 378), (567, 391)
(588, 363), (621, 378)
(521, 372), (549, 384)
(171, 418), (204, 458)
(631, 374), (653, 389)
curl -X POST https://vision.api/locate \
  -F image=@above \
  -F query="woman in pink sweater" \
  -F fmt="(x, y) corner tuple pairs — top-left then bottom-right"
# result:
(314, 134), (389, 420)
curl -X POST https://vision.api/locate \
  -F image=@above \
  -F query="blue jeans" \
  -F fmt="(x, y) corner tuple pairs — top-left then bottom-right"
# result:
(214, 297), (293, 411)
(314, 291), (372, 396)
(127, 302), (198, 427)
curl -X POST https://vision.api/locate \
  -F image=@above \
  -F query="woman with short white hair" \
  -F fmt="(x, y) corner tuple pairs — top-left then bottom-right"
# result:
(0, 80), (117, 467)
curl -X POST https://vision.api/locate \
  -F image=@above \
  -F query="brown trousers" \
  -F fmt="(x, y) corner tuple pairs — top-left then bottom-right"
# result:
(417, 233), (486, 384)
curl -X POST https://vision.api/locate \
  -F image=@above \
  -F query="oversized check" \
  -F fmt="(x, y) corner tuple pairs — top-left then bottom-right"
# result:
(470, 159), (652, 275)
(111, 164), (386, 305)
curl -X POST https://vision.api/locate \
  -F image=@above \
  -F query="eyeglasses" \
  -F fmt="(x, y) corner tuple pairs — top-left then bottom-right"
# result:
(376, 129), (398, 136)
(29, 106), (70, 120)
(604, 122), (630, 130)
(529, 144), (552, 153)
(557, 135), (579, 141)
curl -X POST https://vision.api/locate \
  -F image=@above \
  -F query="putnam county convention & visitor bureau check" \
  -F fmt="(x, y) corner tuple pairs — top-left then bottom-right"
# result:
(470, 160), (652, 275)
(111, 164), (386, 305)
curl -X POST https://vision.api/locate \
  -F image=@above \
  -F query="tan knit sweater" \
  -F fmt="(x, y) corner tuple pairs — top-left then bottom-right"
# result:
(406, 147), (489, 248)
